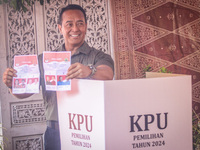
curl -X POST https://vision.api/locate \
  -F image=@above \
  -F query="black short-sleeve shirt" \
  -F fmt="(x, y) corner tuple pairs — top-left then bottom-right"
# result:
(38, 42), (114, 121)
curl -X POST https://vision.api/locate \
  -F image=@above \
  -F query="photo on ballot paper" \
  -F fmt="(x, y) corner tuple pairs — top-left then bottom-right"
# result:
(14, 78), (26, 88)
(57, 75), (70, 86)
(45, 75), (57, 85)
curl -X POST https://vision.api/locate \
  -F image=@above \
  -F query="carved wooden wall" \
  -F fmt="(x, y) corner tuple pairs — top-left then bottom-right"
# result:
(0, 0), (110, 149)
(7, 5), (37, 67)
(45, 0), (110, 53)
(110, 0), (200, 139)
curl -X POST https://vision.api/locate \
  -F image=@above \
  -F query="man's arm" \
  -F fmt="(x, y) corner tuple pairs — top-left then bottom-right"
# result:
(2, 68), (33, 99)
(90, 65), (113, 80)
(66, 63), (114, 80)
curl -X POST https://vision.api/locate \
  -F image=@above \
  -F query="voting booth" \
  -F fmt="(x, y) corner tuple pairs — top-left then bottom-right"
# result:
(57, 73), (192, 150)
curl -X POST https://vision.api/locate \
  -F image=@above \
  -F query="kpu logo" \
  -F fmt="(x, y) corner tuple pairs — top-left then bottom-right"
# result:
(130, 113), (168, 132)
(68, 113), (93, 132)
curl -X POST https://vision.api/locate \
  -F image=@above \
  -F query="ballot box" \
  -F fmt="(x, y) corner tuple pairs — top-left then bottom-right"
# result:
(57, 73), (192, 150)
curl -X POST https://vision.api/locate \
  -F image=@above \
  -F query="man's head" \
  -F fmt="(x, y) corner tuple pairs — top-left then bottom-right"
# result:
(59, 76), (63, 81)
(34, 78), (38, 83)
(46, 76), (50, 82)
(22, 79), (25, 84)
(15, 79), (19, 85)
(58, 4), (87, 25)
(58, 4), (87, 50)
(28, 79), (32, 84)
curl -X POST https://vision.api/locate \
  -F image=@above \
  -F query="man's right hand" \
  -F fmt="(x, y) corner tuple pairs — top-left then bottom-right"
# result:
(2, 68), (17, 88)
(2, 68), (33, 99)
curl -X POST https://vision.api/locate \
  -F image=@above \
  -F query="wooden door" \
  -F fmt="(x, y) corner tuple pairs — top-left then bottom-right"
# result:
(0, 0), (111, 149)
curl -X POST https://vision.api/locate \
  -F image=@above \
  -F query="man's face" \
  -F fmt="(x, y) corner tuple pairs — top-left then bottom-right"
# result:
(28, 79), (32, 84)
(58, 9), (87, 49)
(15, 79), (19, 85)
(22, 80), (25, 83)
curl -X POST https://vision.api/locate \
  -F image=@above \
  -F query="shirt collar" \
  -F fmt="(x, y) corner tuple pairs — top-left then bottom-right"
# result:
(61, 41), (91, 55)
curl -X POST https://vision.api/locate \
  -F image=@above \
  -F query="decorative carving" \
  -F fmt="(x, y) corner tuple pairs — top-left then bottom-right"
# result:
(45, 0), (68, 51)
(7, 5), (36, 67)
(175, 51), (200, 73)
(118, 51), (132, 79)
(69, 0), (80, 5)
(11, 100), (46, 126)
(193, 81), (200, 102)
(131, 20), (169, 50)
(176, 0), (200, 10)
(13, 135), (43, 150)
(133, 2), (200, 31)
(176, 19), (200, 42)
(130, 0), (165, 17)
(113, 0), (132, 79)
(168, 44), (176, 52)
(134, 51), (172, 78)
(45, 0), (110, 54)
(81, 0), (110, 53)
(167, 13), (175, 21)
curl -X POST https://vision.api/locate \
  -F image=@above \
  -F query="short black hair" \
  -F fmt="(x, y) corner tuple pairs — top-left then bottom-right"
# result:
(58, 4), (87, 25)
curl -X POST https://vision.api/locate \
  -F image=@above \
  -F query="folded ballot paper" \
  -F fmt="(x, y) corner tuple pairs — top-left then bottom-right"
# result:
(12, 55), (40, 94)
(43, 51), (71, 91)
(12, 52), (71, 94)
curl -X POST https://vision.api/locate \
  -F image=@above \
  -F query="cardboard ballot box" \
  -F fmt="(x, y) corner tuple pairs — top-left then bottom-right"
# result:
(57, 73), (192, 150)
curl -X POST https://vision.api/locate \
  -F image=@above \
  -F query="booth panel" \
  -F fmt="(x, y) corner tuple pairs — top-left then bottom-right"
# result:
(104, 76), (192, 150)
(57, 79), (106, 150)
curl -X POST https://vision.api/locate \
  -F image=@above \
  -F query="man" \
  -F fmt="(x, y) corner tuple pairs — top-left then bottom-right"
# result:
(50, 76), (56, 85)
(2, 4), (114, 150)
(14, 79), (19, 88)
(30, 78), (39, 92)
(57, 76), (64, 85)
(33, 78), (38, 85)
(26, 79), (33, 92)
(28, 79), (33, 85)
(62, 76), (70, 85)
(20, 79), (26, 88)
(46, 76), (52, 85)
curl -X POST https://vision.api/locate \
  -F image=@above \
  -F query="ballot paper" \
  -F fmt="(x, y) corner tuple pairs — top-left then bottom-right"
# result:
(43, 51), (71, 91)
(12, 55), (40, 94)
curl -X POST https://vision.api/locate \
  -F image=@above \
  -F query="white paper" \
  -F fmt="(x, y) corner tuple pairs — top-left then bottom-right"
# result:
(12, 55), (40, 94)
(43, 51), (71, 91)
